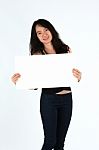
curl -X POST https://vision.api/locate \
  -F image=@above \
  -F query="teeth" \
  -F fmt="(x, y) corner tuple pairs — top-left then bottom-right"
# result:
(43, 37), (48, 40)
(43, 38), (48, 40)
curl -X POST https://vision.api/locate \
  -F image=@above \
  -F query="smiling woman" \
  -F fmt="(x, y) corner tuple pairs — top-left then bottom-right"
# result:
(36, 25), (53, 45)
(35, 25), (56, 54)
(11, 19), (82, 150)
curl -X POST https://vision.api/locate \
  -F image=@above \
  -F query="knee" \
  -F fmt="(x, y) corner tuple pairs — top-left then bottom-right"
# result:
(54, 142), (64, 150)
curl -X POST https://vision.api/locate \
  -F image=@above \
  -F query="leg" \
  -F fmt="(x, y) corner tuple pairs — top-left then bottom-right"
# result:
(40, 93), (58, 150)
(54, 93), (73, 150)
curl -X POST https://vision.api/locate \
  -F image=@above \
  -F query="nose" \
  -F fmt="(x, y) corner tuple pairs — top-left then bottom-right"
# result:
(43, 31), (47, 37)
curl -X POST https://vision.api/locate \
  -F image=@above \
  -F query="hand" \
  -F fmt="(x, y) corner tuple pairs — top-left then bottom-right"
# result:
(68, 48), (72, 53)
(72, 68), (82, 82)
(11, 73), (21, 85)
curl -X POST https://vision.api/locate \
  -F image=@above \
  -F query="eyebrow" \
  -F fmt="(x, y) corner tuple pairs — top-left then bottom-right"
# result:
(36, 31), (41, 33)
(36, 27), (47, 33)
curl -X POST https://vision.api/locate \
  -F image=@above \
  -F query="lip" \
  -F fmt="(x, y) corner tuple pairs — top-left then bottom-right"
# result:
(43, 37), (49, 40)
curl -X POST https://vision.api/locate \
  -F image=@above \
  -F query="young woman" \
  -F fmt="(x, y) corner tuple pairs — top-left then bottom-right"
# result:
(11, 19), (81, 150)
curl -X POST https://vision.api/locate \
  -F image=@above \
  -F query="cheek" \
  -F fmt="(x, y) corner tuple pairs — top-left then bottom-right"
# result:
(39, 37), (43, 42)
(37, 35), (42, 42)
(49, 33), (52, 40)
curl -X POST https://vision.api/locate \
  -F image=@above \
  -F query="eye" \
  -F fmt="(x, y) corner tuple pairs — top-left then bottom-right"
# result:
(45, 28), (48, 31)
(37, 32), (42, 35)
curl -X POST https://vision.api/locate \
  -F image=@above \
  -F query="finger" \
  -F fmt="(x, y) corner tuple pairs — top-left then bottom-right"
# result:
(72, 72), (81, 78)
(72, 70), (80, 76)
(12, 73), (21, 77)
(72, 68), (81, 74)
(73, 73), (79, 78)
(73, 71), (81, 78)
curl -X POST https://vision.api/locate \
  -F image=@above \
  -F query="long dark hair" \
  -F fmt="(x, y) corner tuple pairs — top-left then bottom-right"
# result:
(29, 19), (70, 55)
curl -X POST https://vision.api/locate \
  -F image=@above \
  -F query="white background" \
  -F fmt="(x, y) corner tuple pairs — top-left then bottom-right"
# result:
(0, 0), (99, 150)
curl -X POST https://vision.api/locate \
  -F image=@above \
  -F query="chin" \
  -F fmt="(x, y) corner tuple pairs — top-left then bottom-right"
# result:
(43, 41), (51, 44)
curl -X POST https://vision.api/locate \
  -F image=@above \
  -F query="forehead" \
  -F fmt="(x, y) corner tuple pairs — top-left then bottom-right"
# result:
(35, 25), (46, 32)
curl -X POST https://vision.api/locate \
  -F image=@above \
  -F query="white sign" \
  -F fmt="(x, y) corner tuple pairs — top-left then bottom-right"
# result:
(15, 53), (77, 89)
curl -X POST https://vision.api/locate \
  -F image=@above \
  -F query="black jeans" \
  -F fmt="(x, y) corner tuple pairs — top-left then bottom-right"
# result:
(40, 92), (73, 150)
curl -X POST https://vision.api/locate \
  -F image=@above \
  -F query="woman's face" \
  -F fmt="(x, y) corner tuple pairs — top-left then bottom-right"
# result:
(35, 25), (52, 45)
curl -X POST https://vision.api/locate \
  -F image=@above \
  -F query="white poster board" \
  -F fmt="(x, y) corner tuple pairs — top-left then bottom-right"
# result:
(15, 53), (77, 89)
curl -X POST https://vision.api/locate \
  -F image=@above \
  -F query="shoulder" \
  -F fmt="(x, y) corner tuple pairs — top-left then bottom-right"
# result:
(68, 47), (72, 53)
(63, 44), (72, 53)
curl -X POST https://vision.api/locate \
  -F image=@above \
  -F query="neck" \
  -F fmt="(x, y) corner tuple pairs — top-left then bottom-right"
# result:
(44, 43), (56, 54)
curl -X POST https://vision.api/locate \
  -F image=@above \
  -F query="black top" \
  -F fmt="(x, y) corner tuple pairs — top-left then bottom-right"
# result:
(42, 87), (71, 94)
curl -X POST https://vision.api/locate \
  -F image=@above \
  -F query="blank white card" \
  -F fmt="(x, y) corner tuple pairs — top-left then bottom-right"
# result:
(15, 53), (77, 89)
